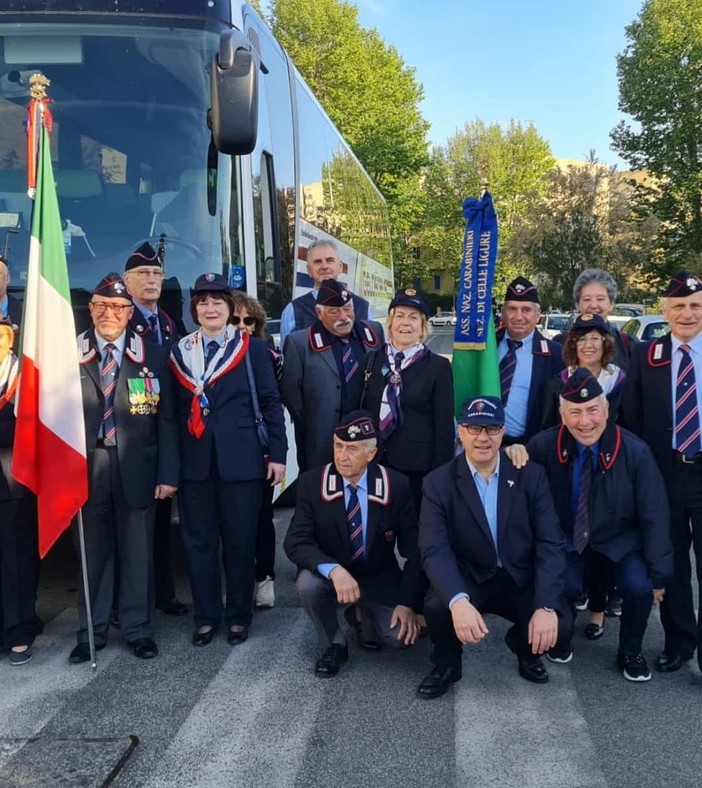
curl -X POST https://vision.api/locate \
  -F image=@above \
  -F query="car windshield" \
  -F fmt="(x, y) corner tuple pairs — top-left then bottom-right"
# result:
(0, 20), (236, 326)
(547, 315), (569, 330)
(642, 322), (670, 340)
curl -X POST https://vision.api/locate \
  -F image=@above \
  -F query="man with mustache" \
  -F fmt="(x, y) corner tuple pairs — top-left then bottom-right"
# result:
(281, 279), (383, 471)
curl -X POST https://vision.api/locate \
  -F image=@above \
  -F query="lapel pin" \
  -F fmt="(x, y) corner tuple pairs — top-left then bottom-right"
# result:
(507, 480), (514, 487)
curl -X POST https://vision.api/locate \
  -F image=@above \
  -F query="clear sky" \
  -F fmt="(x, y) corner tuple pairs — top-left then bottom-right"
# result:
(353, 0), (645, 166)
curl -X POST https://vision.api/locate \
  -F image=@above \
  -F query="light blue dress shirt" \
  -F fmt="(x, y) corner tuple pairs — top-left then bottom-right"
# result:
(498, 330), (535, 437)
(0, 295), (8, 316)
(449, 455), (501, 609)
(134, 300), (162, 345)
(318, 470), (369, 579)
(280, 287), (319, 351)
(96, 331), (126, 367)
(669, 333), (702, 449)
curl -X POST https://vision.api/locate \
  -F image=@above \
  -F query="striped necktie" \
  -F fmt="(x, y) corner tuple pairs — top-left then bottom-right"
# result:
(347, 484), (365, 563)
(675, 344), (701, 457)
(573, 448), (592, 554)
(340, 338), (358, 383)
(101, 343), (119, 446)
(499, 338), (522, 405)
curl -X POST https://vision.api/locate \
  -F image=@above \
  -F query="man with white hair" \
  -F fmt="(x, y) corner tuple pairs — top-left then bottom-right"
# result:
(526, 368), (672, 681)
(284, 411), (420, 677)
(280, 279), (383, 471)
(279, 239), (369, 349)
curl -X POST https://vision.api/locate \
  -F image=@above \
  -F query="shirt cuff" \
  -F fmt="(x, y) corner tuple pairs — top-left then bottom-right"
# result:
(449, 592), (470, 609)
(317, 563), (341, 579)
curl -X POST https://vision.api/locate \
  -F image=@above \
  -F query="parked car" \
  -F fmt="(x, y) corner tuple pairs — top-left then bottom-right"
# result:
(538, 313), (570, 339)
(429, 311), (456, 327)
(620, 315), (669, 341)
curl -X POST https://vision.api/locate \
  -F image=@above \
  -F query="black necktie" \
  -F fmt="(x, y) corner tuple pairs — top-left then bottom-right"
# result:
(149, 314), (161, 345)
(499, 338), (523, 405)
(573, 449), (592, 554)
(101, 343), (119, 446)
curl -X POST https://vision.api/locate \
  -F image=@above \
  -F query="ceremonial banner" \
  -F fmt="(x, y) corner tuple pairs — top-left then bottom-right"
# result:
(452, 192), (500, 418)
(12, 108), (88, 556)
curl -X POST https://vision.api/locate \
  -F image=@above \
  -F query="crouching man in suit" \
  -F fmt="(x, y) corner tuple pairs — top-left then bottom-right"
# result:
(284, 410), (421, 677)
(417, 396), (571, 699)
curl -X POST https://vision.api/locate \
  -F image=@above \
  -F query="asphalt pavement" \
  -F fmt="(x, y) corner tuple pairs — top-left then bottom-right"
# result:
(1, 506), (701, 788)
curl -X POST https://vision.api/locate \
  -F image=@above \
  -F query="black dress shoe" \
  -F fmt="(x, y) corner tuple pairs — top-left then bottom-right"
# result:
(504, 628), (549, 684)
(157, 598), (189, 617)
(192, 627), (218, 647)
(344, 605), (381, 651)
(227, 626), (249, 646)
(68, 642), (106, 664)
(314, 643), (349, 677)
(656, 653), (691, 672)
(416, 666), (462, 699)
(131, 638), (159, 659)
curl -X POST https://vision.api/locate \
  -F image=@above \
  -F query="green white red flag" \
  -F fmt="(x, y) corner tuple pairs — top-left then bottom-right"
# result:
(12, 106), (88, 557)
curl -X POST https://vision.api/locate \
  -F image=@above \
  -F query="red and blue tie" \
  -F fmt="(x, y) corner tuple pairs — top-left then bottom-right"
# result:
(347, 484), (364, 563)
(340, 338), (358, 383)
(573, 448), (592, 554)
(101, 343), (119, 446)
(676, 344), (701, 457)
(499, 338), (522, 405)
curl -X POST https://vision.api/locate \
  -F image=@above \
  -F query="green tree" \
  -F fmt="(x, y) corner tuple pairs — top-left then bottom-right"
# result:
(416, 120), (554, 296)
(266, 0), (429, 280)
(508, 156), (661, 309)
(612, 0), (702, 274)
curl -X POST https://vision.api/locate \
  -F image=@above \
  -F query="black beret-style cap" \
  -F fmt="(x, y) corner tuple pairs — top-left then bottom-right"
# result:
(504, 276), (539, 303)
(125, 242), (161, 271)
(663, 270), (702, 298)
(388, 288), (430, 318)
(334, 410), (377, 442)
(316, 278), (353, 307)
(459, 396), (505, 426)
(560, 367), (603, 403)
(92, 272), (133, 301)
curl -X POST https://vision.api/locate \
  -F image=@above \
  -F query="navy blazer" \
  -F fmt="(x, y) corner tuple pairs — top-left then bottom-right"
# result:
(527, 423), (673, 588)
(78, 327), (180, 509)
(0, 368), (32, 501)
(497, 328), (565, 441)
(621, 334), (678, 487)
(171, 335), (287, 483)
(284, 461), (421, 608)
(419, 451), (565, 612)
(362, 348), (455, 474)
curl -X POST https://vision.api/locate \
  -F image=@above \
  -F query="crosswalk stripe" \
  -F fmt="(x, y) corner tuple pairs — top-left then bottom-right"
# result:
(455, 634), (608, 788)
(146, 609), (324, 788)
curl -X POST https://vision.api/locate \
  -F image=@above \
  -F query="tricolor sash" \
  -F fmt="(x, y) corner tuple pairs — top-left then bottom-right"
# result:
(170, 326), (250, 438)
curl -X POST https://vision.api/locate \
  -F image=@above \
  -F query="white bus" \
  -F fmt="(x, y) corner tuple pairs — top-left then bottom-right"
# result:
(0, 1), (394, 331)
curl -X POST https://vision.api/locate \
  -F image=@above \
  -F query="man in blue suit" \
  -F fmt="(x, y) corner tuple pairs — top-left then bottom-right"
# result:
(497, 277), (564, 445)
(417, 396), (569, 699)
(623, 270), (702, 674)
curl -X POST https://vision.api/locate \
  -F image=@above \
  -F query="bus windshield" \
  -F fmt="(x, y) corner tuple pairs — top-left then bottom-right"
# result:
(0, 20), (238, 325)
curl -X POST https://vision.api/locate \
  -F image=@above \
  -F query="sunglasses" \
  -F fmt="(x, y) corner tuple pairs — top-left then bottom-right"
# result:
(232, 315), (256, 327)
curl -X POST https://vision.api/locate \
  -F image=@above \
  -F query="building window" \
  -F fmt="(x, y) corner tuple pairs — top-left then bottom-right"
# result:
(433, 275), (441, 291)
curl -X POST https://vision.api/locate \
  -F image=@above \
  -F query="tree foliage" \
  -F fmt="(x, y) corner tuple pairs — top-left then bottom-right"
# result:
(266, 0), (429, 278)
(611, 0), (702, 274)
(508, 156), (661, 309)
(416, 120), (554, 295)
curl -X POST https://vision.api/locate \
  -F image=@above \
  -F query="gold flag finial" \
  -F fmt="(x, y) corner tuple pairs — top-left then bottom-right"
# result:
(29, 72), (51, 101)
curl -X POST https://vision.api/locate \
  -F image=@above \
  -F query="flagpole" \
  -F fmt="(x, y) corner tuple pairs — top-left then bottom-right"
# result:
(76, 510), (97, 668)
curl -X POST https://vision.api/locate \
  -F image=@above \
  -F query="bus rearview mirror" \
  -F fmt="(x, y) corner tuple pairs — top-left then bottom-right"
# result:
(210, 29), (259, 156)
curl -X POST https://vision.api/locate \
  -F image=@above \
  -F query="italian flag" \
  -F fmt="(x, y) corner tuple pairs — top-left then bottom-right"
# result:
(12, 117), (88, 557)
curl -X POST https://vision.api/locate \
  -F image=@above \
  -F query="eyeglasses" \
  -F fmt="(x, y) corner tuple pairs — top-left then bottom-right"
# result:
(575, 334), (604, 345)
(461, 424), (503, 436)
(130, 268), (164, 279)
(90, 301), (132, 316)
(232, 315), (256, 327)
